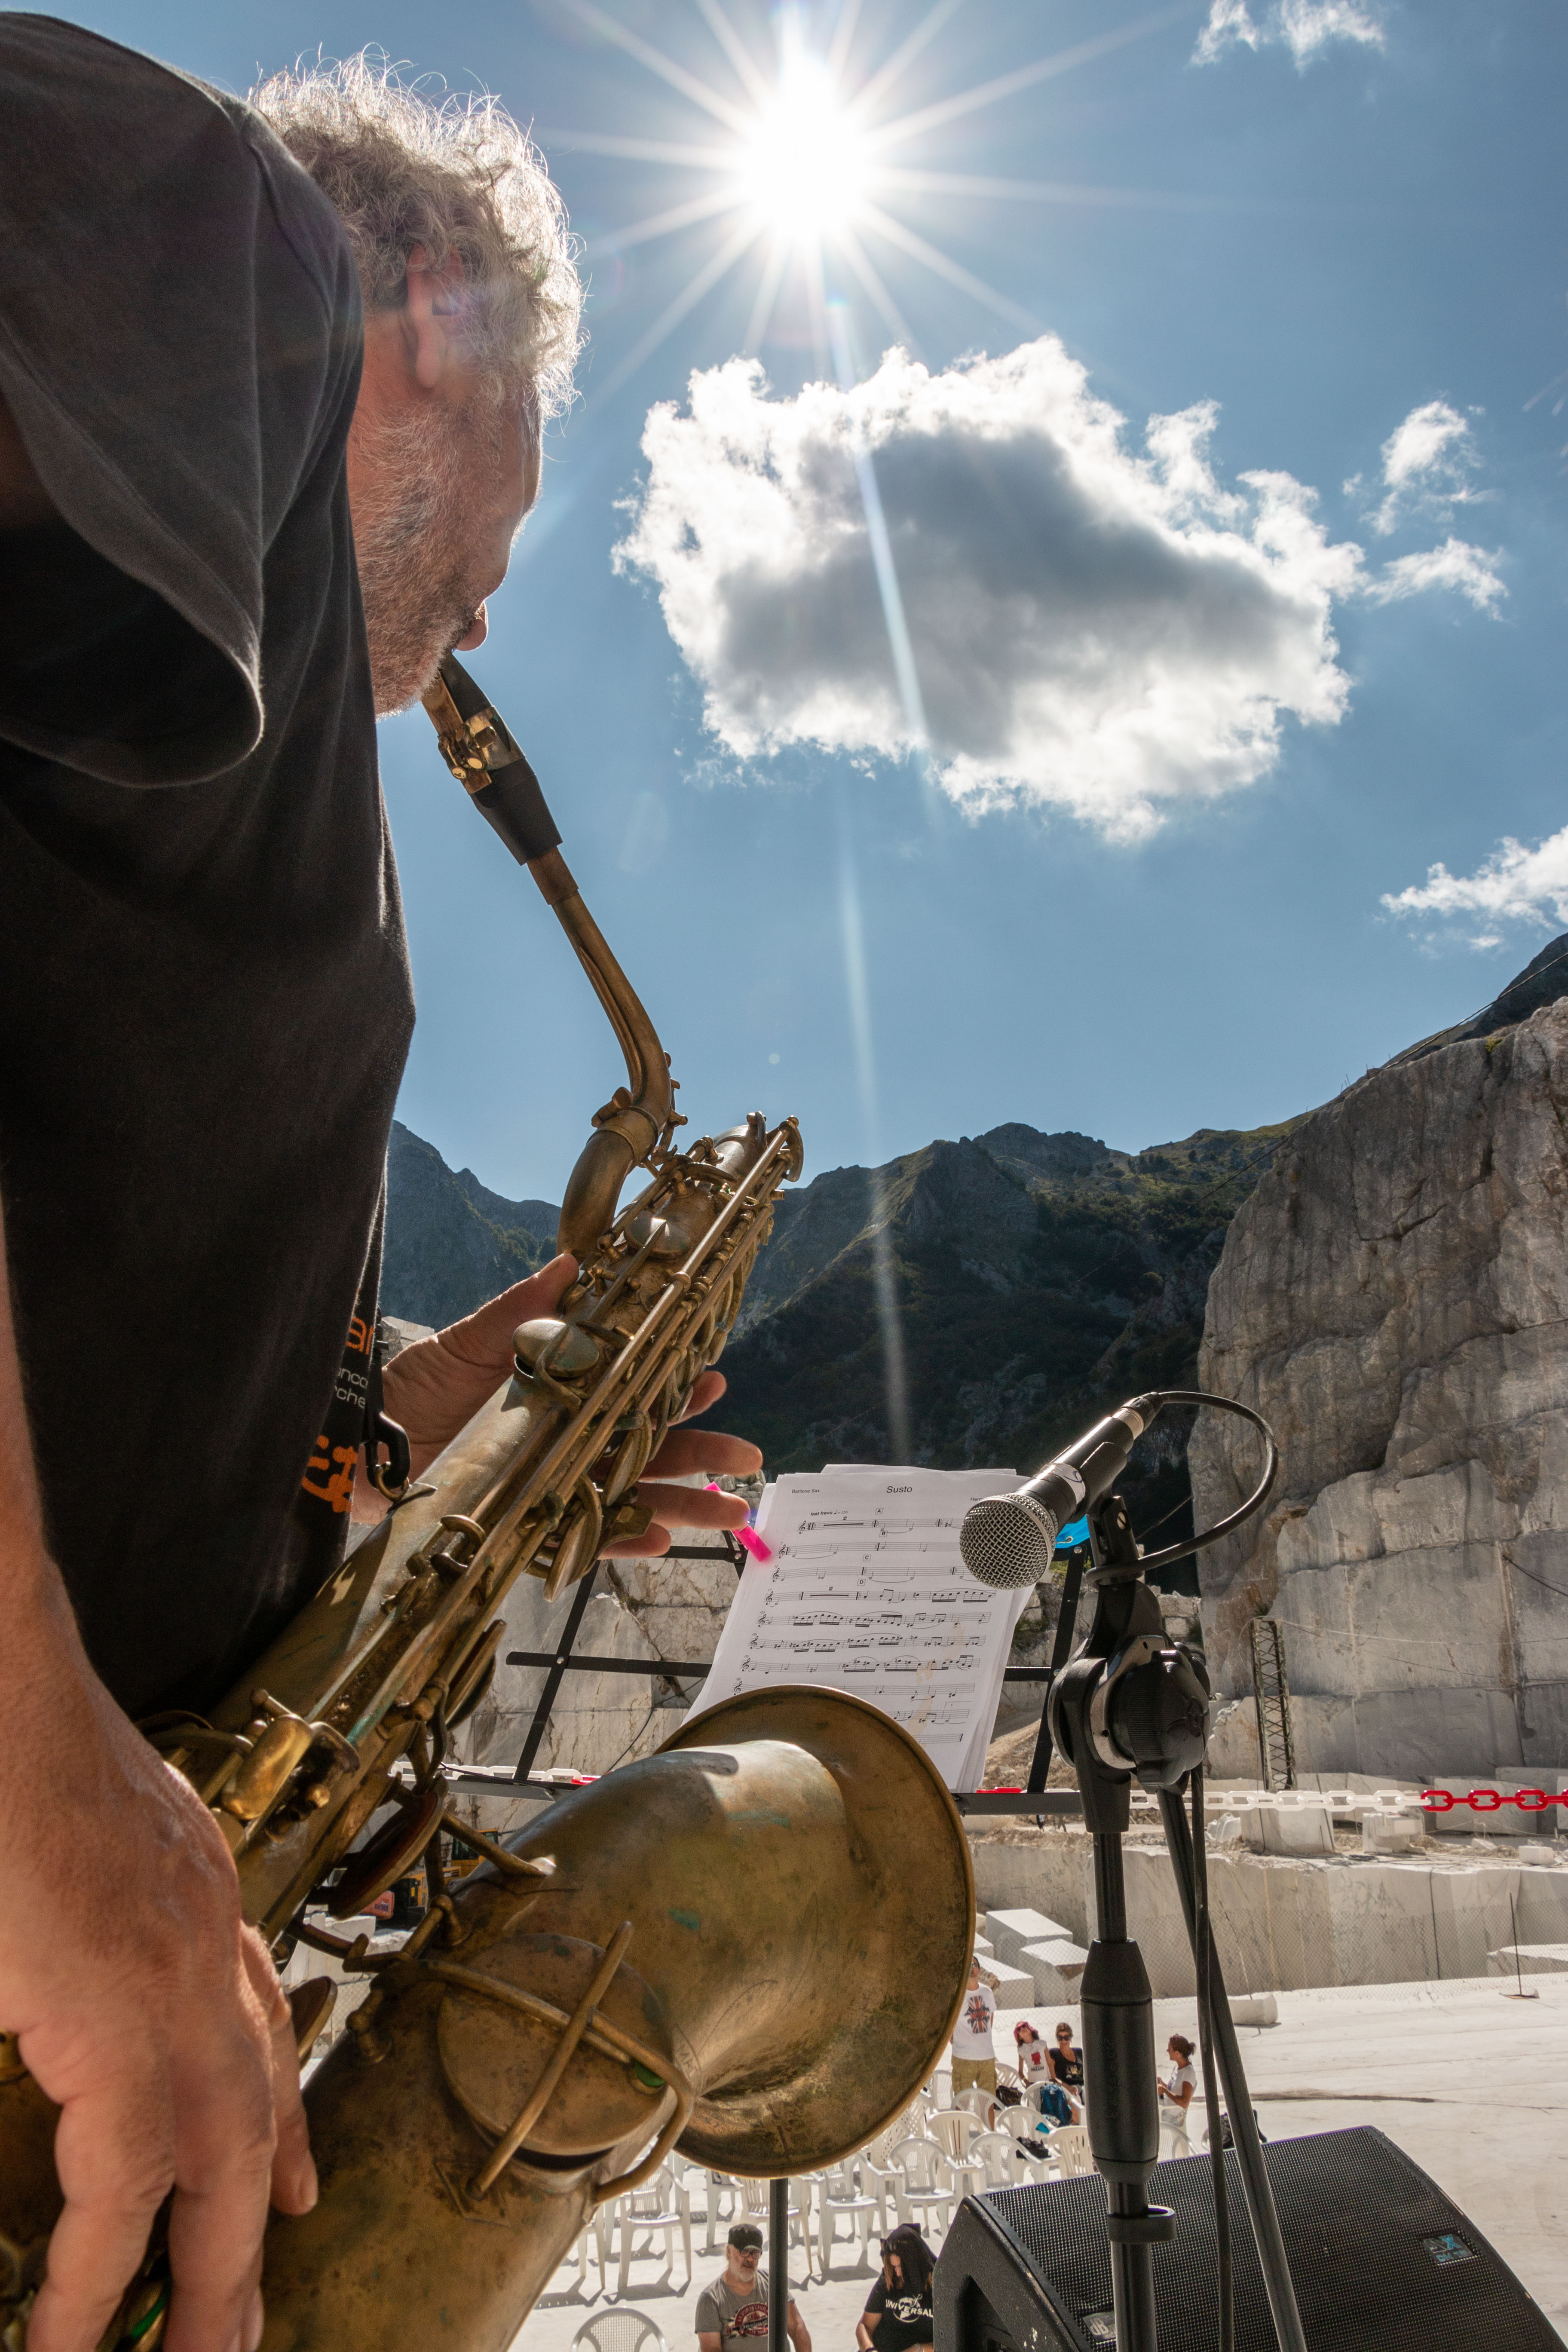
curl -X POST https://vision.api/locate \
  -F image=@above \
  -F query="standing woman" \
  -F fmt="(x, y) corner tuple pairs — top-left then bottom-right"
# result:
(1158, 2034), (1198, 2147)
(856, 2226), (937, 2352)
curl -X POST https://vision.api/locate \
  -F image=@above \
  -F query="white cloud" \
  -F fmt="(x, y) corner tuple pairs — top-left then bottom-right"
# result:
(1363, 535), (1505, 611)
(616, 341), (1501, 839)
(1383, 830), (1568, 936)
(616, 342), (1369, 840)
(1366, 398), (1482, 533)
(1195, 0), (1385, 67)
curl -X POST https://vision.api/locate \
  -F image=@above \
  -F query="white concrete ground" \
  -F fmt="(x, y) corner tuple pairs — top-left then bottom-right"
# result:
(511, 1972), (1568, 2352)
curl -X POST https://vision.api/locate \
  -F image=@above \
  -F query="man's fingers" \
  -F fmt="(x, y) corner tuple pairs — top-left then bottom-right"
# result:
(239, 1931), (316, 2216)
(159, 1979), (280, 2352)
(28, 2074), (173, 2352)
(644, 1426), (763, 1482)
(675, 1369), (728, 1422)
(601, 1524), (672, 1559)
(386, 1253), (580, 1470)
(635, 1482), (750, 1532)
(434, 1253), (577, 1372)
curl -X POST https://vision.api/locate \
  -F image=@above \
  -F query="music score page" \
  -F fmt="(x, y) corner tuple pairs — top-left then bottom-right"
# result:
(685, 1465), (1029, 1791)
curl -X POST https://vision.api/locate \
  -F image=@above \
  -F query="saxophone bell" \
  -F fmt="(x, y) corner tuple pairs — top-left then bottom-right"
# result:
(254, 1688), (975, 2352)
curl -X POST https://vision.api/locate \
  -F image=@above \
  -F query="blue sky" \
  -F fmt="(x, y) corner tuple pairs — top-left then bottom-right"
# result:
(49, 0), (1568, 1200)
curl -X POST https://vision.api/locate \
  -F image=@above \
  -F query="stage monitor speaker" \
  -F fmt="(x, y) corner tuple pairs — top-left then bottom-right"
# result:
(934, 2126), (1558, 2352)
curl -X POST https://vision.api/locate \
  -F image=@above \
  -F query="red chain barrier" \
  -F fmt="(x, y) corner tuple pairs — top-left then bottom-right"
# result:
(1420, 1788), (1565, 1811)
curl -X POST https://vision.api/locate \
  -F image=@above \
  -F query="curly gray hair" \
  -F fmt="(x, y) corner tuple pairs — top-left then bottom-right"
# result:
(251, 54), (582, 420)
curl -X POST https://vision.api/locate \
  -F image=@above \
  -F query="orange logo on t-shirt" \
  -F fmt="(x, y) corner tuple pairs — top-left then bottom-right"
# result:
(301, 1434), (358, 1513)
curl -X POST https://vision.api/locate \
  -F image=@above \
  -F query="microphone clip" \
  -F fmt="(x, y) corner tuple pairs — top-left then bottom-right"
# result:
(1047, 1489), (1214, 1837)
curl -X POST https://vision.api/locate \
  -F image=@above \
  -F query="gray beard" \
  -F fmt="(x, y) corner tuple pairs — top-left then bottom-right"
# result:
(353, 405), (487, 717)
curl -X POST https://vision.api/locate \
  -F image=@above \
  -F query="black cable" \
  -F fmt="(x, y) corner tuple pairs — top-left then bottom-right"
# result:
(1190, 1770), (1234, 2352)
(1126, 1390), (1278, 1574)
(1158, 1789), (1308, 2352)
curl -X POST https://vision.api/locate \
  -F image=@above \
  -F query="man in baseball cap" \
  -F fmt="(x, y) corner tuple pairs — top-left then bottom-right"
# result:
(695, 2224), (811, 2352)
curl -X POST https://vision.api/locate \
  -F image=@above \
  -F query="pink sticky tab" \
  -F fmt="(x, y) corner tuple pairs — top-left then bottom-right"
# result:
(737, 1526), (772, 1563)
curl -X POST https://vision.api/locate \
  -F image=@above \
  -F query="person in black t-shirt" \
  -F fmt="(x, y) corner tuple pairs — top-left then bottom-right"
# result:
(857, 2227), (937, 2352)
(1049, 2019), (1086, 2122)
(0, 30), (763, 2352)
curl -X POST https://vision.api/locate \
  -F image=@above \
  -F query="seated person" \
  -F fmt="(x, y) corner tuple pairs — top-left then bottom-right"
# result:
(857, 2226), (936, 2352)
(1014, 2023), (1072, 2126)
(1049, 2020), (1086, 2122)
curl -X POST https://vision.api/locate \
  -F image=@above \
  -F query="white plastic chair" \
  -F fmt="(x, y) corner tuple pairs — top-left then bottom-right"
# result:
(816, 2158), (880, 2275)
(929, 2109), (982, 2165)
(965, 2130), (1028, 2190)
(857, 2134), (903, 2237)
(613, 2164), (692, 2298)
(695, 2169), (739, 2255)
(929, 2106), (987, 2196)
(733, 2173), (812, 2278)
(573, 2310), (669, 2352)
(563, 2216), (601, 2294)
(1043, 2125), (1096, 2178)
(886, 2135), (954, 2237)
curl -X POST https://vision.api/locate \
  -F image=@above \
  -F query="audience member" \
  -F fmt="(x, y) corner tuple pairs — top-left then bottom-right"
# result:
(856, 2226), (936, 2352)
(695, 2226), (810, 2352)
(1049, 2020), (1086, 2122)
(950, 1959), (997, 2105)
(1013, 2022), (1070, 2126)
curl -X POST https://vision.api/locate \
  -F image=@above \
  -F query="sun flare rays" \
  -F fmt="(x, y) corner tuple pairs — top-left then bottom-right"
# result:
(546, 0), (1186, 397)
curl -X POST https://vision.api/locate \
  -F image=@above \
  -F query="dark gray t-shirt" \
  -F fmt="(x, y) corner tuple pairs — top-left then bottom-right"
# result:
(0, 16), (415, 1717)
(695, 2271), (772, 2349)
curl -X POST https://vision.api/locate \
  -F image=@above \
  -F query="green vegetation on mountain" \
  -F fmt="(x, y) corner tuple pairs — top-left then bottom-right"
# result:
(382, 1121), (557, 1329)
(380, 1109), (1304, 1579)
(714, 1117), (1308, 1574)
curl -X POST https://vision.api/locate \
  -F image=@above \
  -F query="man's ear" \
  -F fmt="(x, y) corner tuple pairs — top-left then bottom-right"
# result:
(403, 241), (469, 392)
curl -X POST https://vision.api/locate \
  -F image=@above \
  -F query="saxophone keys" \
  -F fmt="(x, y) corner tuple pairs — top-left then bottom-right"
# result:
(540, 1475), (606, 1600)
(512, 1317), (601, 1378)
(220, 1710), (316, 1825)
(601, 1498), (654, 1548)
(599, 1410), (653, 1505)
(288, 1977), (338, 2062)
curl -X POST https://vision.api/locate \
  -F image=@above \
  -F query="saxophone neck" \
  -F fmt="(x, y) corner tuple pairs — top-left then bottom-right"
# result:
(420, 655), (681, 1259)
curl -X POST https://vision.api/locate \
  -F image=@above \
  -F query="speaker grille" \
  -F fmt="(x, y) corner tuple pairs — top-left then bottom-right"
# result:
(970, 2128), (1556, 2351)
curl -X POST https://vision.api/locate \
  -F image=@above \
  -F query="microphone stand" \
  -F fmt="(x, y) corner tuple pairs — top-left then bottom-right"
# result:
(1049, 1491), (1308, 2352)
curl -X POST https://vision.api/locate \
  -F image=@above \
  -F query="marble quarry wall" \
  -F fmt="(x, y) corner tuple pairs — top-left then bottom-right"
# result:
(1190, 998), (1568, 1781)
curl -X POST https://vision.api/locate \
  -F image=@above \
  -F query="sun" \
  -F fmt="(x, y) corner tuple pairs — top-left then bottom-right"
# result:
(732, 55), (870, 243)
(548, 0), (1173, 401)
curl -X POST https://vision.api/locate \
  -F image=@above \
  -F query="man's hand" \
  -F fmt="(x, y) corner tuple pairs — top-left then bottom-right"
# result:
(377, 1255), (762, 1553)
(0, 1194), (312, 2352)
(1, 1575), (315, 2352)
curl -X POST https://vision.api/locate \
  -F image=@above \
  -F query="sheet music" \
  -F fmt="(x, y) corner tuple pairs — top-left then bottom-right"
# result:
(685, 1466), (1028, 1790)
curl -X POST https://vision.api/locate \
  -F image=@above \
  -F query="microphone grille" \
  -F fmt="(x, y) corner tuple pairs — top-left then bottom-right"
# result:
(960, 1493), (1059, 1590)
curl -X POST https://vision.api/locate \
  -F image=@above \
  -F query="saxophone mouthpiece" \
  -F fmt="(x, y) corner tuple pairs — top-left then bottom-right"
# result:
(421, 653), (563, 867)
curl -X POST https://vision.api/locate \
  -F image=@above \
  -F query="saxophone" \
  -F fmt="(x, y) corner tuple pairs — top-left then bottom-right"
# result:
(0, 658), (977, 2352)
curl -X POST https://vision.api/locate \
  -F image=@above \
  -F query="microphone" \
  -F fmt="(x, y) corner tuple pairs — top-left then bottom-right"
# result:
(960, 1396), (1163, 1589)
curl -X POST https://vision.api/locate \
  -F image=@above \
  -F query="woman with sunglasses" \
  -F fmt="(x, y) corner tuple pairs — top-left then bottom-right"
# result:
(1049, 2020), (1086, 2123)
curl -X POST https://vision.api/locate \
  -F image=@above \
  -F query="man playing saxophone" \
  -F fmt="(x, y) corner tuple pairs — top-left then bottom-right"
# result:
(0, 31), (759, 2352)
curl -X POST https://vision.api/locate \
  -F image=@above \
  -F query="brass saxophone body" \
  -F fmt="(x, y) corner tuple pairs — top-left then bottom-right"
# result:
(0, 660), (976, 2352)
